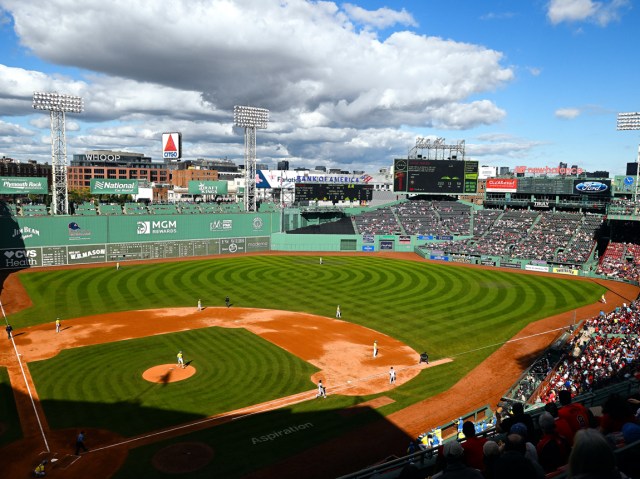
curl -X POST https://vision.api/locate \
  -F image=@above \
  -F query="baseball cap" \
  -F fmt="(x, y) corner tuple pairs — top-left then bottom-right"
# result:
(444, 440), (464, 458)
(510, 422), (528, 438)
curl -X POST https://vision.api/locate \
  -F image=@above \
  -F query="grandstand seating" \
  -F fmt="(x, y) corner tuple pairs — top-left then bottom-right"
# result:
(74, 202), (98, 216)
(123, 202), (149, 215)
(21, 204), (48, 216)
(352, 207), (401, 235)
(97, 204), (124, 215)
(597, 242), (640, 282)
(179, 203), (202, 214)
(148, 203), (179, 215)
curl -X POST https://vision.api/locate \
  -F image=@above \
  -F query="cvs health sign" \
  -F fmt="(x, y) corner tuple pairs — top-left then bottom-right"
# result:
(162, 132), (182, 159)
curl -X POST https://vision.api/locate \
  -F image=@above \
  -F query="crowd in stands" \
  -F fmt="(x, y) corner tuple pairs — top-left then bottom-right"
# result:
(539, 300), (640, 401)
(609, 198), (640, 216)
(596, 242), (640, 283)
(402, 384), (640, 479)
(352, 206), (400, 235)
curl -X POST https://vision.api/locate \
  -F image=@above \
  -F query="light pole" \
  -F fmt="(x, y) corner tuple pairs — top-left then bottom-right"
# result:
(33, 92), (84, 215)
(234, 105), (269, 212)
(617, 112), (640, 215)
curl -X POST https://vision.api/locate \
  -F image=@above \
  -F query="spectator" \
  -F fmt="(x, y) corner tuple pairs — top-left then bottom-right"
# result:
(493, 434), (544, 479)
(497, 403), (534, 442)
(536, 412), (571, 473)
(461, 421), (487, 472)
(482, 440), (500, 479)
(599, 394), (637, 436)
(440, 440), (484, 479)
(558, 390), (590, 440)
(545, 402), (575, 446)
(567, 428), (625, 479)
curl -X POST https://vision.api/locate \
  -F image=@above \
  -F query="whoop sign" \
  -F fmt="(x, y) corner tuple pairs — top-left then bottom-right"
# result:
(162, 132), (182, 159)
(90, 178), (139, 194)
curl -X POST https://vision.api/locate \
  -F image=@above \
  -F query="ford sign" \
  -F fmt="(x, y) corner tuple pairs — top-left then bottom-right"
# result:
(575, 181), (608, 193)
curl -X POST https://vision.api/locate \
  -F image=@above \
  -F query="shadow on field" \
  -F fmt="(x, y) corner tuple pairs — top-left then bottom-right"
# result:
(0, 385), (419, 479)
(0, 201), (29, 308)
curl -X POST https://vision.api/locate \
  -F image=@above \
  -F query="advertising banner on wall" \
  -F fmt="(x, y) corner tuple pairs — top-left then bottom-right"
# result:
(188, 181), (228, 195)
(572, 180), (611, 196)
(90, 179), (139, 194)
(0, 177), (48, 194)
(485, 178), (518, 193)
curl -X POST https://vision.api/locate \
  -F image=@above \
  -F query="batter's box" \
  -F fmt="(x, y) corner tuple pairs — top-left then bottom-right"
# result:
(52, 453), (81, 469)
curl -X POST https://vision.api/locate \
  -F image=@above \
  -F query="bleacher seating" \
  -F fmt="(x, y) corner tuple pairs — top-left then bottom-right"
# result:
(74, 202), (98, 216)
(123, 202), (149, 215)
(98, 204), (124, 215)
(179, 203), (202, 214)
(21, 204), (48, 216)
(352, 207), (401, 235)
(148, 203), (179, 215)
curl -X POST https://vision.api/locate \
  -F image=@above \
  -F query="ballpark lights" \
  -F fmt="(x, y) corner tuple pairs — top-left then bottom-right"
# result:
(233, 105), (269, 129)
(33, 92), (84, 113)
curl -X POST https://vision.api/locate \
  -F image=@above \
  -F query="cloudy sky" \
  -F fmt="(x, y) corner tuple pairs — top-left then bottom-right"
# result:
(0, 0), (638, 174)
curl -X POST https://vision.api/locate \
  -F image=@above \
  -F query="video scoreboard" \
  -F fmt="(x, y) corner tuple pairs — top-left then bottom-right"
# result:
(295, 183), (374, 202)
(393, 159), (478, 194)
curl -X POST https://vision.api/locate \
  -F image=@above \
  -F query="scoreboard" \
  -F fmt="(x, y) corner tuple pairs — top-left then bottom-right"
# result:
(393, 159), (478, 194)
(295, 183), (373, 202)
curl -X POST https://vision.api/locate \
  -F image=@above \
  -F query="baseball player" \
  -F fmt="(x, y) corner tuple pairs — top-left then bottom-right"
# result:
(336, 305), (341, 318)
(373, 340), (378, 358)
(177, 350), (185, 369)
(55, 318), (61, 333)
(197, 299), (202, 311)
(389, 366), (396, 384)
(316, 380), (327, 398)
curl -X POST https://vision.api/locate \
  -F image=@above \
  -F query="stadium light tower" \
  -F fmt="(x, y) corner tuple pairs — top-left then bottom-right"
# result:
(617, 112), (640, 214)
(33, 91), (84, 215)
(234, 105), (269, 212)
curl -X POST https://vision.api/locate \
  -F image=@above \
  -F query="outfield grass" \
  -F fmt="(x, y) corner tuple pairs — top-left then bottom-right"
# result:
(9, 255), (605, 477)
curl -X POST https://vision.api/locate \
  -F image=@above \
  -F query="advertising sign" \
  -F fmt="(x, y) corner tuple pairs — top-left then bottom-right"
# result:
(162, 132), (182, 159)
(573, 180), (611, 196)
(90, 179), (138, 194)
(362, 245), (375, 252)
(525, 264), (549, 272)
(485, 178), (518, 193)
(256, 170), (374, 189)
(188, 181), (228, 195)
(0, 177), (48, 194)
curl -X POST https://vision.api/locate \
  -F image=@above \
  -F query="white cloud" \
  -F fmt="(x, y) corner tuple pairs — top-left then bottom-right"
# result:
(0, 0), (516, 168)
(342, 3), (417, 29)
(555, 108), (581, 119)
(547, 0), (630, 26)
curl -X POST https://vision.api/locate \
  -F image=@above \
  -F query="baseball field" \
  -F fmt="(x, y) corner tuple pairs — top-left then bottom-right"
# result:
(0, 252), (628, 478)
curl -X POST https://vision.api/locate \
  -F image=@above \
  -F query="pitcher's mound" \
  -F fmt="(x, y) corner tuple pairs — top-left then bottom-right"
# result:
(143, 364), (196, 383)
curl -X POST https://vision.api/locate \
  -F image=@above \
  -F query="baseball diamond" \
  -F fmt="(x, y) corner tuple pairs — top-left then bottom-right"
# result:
(0, 252), (637, 478)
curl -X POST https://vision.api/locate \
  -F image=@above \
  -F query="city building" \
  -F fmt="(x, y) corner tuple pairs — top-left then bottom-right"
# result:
(68, 150), (169, 190)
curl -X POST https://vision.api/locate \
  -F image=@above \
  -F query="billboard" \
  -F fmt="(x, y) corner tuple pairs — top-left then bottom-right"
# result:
(0, 177), (48, 194)
(393, 159), (478, 194)
(188, 181), (228, 195)
(256, 170), (374, 189)
(612, 175), (636, 194)
(90, 179), (139, 194)
(294, 183), (373, 202)
(573, 180), (611, 196)
(485, 178), (518, 193)
(162, 132), (182, 159)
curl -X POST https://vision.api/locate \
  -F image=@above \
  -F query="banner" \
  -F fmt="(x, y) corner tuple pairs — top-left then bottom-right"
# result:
(525, 264), (549, 272)
(0, 177), (48, 194)
(188, 181), (228, 195)
(90, 179), (138, 194)
(485, 178), (518, 193)
(552, 267), (579, 276)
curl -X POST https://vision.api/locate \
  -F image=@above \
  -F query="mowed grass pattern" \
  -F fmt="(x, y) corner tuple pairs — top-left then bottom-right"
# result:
(29, 328), (319, 436)
(10, 256), (606, 477)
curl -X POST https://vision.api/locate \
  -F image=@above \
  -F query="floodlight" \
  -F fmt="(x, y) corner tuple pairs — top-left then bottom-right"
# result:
(234, 105), (269, 212)
(33, 91), (84, 215)
(616, 111), (640, 214)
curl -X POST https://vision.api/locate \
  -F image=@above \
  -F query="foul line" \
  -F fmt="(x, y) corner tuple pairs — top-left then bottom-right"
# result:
(0, 299), (50, 452)
(451, 325), (571, 358)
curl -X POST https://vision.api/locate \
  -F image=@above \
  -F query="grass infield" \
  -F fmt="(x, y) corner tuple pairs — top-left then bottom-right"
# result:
(9, 255), (605, 476)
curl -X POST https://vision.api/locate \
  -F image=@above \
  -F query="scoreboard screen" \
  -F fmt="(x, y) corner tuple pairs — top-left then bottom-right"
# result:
(295, 183), (373, 202)
(393, 159), (478, 194)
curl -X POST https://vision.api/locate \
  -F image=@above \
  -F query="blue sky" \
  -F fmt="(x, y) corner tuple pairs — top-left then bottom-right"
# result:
(0, 0), (638, 175)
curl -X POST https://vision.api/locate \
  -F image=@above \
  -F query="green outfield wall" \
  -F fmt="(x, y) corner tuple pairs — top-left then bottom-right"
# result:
(0, 213), (278, 269)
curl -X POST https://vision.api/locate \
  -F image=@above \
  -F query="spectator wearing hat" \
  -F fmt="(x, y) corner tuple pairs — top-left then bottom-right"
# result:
(494, 434), (544, 479)
(508, 423), (539, 464)
(440, 440), (484, 479)
(496, 402), (534, 441)
(536, 412), (571, 473)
